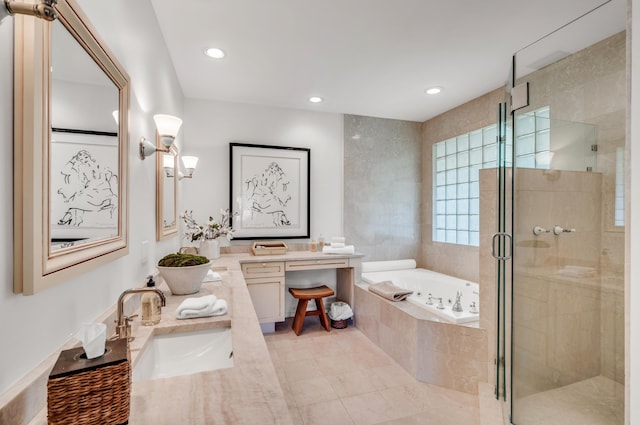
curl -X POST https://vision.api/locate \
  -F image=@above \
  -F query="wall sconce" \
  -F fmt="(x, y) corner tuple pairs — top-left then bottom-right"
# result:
(1, 0), (58, 22)
(163, 154), (175, 177)
(163, 155), (198, 180)
(139, 114), (183, 160)
(181, 156), (199, 179)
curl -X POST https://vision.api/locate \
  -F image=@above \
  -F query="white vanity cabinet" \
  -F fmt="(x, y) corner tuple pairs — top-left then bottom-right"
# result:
(241, 262), (285, 323)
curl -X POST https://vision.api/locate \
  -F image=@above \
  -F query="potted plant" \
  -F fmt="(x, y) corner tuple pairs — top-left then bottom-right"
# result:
(180, 209), (237, 259)
(156, 253), (211, 295)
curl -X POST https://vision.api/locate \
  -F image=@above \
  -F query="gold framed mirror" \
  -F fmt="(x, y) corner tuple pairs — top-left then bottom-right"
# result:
(14, 0), (130, 295)
(157, 140), (178, 241)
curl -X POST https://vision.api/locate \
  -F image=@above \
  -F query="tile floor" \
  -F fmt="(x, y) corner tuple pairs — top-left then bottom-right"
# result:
(264, 318), (482, 425)
(512, 376), (624, 425)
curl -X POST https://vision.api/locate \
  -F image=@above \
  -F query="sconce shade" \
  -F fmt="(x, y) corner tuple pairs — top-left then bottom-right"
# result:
(181, 156), (198, 179)
(182, 156), (199, 170)
(153, 114), (183, 147)
(163, 154), (174, 169)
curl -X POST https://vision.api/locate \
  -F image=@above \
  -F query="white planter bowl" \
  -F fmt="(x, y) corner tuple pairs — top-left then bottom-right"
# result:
(157, 261), (212, 295)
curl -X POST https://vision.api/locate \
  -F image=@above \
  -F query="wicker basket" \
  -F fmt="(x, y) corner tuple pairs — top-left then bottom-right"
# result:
(47, 338), (130, 425)
(331, 318), (348, 329)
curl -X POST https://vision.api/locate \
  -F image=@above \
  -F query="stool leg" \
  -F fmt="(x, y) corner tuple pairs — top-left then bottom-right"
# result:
(315, 297), (330, 332)
(292, 299), (309, 336)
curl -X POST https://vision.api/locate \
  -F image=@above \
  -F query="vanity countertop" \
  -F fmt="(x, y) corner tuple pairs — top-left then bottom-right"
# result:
(27, 254), (294, 425)
(22, 251), (363, 425)
(129, 256), (293, 424)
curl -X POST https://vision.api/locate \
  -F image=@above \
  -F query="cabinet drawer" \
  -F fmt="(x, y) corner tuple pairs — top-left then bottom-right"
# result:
(241, 261), (285, 278)
(285, 258), (350, 271)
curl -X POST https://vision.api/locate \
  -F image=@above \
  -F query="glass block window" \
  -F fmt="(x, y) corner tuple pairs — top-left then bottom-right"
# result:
(515, 107), (551, 169)
(615, 147), (624, 226)
(433, 107), (550, 246)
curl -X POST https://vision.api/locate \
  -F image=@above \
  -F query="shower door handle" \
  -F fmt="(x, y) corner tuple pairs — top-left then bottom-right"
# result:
(491, 232), (512, 261)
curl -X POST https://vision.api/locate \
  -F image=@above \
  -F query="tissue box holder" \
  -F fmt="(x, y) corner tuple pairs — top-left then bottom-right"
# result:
(47, 338), (130, 425)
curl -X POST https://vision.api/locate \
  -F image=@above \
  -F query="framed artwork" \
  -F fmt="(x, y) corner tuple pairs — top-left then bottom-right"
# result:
(50, 129), (119, 245)
(230, 142), (310, 239)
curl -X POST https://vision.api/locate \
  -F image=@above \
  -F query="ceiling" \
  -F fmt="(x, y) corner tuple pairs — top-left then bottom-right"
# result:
(150, 0), (626, 123)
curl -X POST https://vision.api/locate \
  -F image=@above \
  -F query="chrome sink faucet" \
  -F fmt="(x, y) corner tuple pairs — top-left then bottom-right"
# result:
(115, 288), (166, 340)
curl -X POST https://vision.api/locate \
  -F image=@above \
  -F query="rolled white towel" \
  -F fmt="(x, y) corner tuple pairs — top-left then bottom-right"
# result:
(211, 299), (228, 316)
(175, 294), (217, 319)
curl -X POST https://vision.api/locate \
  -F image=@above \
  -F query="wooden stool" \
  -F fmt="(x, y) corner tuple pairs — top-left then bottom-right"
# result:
(288, 285), (334, 336)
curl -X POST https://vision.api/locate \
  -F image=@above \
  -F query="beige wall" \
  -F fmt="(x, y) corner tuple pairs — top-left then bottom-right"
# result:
(420, 88), (505, 281)
(344, 115), (422, 262)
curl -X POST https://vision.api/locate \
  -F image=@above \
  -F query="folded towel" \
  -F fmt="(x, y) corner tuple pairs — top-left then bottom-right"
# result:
(331, 236), (346, 244)
(203, 270), (222, 282)
(210, 299), (228, 316)
(368, 281), (413, 302)
(175, 295), (217, 319)
(322, 245), (355, 255)
(330, 242), (345, 248)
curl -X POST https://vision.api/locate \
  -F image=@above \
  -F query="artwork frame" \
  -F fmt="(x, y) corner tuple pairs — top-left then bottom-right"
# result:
(230, 142), (310, 240)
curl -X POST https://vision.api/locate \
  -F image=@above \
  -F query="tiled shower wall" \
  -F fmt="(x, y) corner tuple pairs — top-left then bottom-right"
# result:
(343, 115), (422, 262)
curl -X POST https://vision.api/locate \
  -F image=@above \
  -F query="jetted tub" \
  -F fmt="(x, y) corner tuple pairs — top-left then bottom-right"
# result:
(361, 259), (480, 324)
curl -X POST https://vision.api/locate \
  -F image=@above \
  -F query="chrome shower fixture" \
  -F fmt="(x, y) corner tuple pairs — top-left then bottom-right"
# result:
(532, 225), (550, 236)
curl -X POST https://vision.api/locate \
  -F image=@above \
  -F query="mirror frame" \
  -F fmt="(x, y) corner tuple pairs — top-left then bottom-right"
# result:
(156, 140), (178, 241)
(14, 0), (130, 295)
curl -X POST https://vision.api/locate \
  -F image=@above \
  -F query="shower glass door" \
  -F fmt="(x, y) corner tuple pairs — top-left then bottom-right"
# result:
(506, 1), (626, 424)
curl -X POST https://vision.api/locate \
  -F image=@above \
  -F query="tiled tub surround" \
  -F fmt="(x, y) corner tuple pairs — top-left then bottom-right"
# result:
(355, 283), (488, 394)
(2, 255), (294, 425)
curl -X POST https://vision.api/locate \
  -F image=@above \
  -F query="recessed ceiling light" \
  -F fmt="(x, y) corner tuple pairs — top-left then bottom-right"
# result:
(204, 47), (225, 59)
(308, 96), (323, 103)
(425, 87), (442, 95)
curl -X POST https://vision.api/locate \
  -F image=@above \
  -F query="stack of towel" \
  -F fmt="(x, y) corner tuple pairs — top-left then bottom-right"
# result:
(368, 281), (413, 302)
(175, 294), (228, 319)
(323, 236), (355, 254)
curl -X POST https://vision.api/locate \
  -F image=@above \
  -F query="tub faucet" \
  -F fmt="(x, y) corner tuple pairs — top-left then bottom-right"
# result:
(426, 293), (434, 305)
(469, 301), (479, 314)
(452, 290), (463, 312)
(115, 288), (166, 340)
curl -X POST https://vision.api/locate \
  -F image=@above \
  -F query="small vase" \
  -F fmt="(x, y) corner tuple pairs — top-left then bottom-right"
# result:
(198, 239), (220, 260)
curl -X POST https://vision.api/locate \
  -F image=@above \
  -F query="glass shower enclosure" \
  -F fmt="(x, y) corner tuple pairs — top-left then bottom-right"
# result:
(495, 0), (626, 424)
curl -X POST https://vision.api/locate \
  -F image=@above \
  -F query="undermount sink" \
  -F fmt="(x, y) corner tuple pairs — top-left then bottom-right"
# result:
(132, 327), (233, 382)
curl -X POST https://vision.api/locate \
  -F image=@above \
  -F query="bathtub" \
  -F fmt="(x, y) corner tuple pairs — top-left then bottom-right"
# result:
(361, 259), (480, 324)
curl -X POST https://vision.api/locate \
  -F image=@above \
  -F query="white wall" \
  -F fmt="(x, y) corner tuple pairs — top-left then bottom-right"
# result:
(0, 0), (184, 395)
(182, 99), (344, 243)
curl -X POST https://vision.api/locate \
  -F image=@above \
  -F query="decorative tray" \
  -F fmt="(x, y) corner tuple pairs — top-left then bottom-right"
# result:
(251, 241), (288, 256)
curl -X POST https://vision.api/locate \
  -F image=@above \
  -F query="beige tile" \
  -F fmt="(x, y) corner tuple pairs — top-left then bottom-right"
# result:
(288, 407), (304, 425)
(289, 376), (339, 407)
(315, 353), (361, 376)
(284, 358), (323, 383)
(370, 363), (417, 389)
(341, 392), (398, 425)
(326, 369), (386, 398)
(298, 399), (355, 425)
